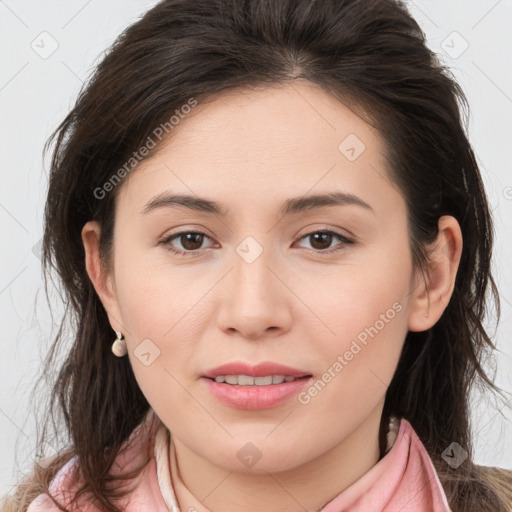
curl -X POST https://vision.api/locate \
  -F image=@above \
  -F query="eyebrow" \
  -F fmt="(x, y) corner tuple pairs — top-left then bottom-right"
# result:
(140, 191), (373, 216)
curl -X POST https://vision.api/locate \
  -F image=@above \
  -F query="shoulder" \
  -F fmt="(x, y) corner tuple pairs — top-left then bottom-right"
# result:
(26, 456), (80, 512)
(26, 409), (163, 512)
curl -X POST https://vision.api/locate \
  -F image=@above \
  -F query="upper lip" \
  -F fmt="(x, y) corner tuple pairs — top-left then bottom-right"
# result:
(202, 361), (312, 379)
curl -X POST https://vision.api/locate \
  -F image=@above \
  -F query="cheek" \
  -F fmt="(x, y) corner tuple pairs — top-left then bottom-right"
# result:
(113, 259), (209, 421)
(297, 294), (409, 438)
(112, 252), (216, 395)
(297, 244), (412, 412)
(305, 244), (411, 348)
(114, 247), (204, 335)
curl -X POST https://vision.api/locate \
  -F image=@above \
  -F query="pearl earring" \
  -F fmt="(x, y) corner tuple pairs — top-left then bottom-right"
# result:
(111, 331), (127, 357)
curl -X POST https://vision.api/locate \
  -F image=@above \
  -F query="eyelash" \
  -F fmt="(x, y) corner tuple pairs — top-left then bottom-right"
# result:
(159, 229), (355, 257)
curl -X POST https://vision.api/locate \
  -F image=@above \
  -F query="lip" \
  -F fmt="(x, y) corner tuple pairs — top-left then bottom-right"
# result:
(201, 375), (313, 410)
(202, 361), (311, 379)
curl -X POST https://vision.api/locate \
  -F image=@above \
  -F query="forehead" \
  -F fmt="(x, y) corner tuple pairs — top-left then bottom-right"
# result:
(158, 82), (383, 158)
(117, 81), (395, 215)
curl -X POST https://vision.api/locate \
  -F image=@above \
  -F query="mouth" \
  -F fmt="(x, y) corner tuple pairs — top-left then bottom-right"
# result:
(203, 374), (312, 386)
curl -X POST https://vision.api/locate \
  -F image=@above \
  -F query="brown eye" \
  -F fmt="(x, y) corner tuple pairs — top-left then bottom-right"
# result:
(308, 232), (335, 250)
(295, 230), (354, 253)
(178, 233), (205, 251)
(160, 231), (213, 255)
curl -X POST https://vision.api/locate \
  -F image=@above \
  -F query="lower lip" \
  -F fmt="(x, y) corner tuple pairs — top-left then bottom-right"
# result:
(201, 376), (313, 410)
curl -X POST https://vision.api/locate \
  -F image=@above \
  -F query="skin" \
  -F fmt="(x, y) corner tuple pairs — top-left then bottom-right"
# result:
(82, 80), (462, 512)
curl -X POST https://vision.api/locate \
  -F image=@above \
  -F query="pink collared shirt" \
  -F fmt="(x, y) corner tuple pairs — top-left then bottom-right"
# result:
(27, 409), (452, 512)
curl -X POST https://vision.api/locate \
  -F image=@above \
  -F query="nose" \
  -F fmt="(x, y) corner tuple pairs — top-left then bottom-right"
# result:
(217, 244), (293, 340)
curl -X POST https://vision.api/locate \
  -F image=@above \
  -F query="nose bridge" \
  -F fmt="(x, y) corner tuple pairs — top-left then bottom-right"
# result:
(234, 244), (273, 303)
(218, 235), (290, 338)
(232, 235), (278, 312)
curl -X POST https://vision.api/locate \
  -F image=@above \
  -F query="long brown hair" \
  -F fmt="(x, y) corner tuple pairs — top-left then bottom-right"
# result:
(2, 0), (511, 511)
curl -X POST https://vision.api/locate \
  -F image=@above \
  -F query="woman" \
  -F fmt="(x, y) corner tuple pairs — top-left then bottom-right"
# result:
(2, 0), (511, 511)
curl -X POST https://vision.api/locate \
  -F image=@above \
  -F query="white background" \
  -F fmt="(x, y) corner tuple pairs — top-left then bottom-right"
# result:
(1, 0), (511, 500)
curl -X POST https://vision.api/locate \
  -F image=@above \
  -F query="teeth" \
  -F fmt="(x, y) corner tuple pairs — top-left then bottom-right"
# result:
(213, 375), (301, 385)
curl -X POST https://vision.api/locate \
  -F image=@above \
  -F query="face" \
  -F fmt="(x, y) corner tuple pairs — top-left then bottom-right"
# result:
(84, 81), (442, 474)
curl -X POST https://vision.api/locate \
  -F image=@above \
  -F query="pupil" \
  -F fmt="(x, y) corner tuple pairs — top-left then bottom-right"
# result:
(310, 232), (332, 250)
(182, 233), (203, 250)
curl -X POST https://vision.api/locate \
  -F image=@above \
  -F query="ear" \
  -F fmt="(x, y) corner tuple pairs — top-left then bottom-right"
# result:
(81, 220), (125, 333)
(408, 215), (463, 332)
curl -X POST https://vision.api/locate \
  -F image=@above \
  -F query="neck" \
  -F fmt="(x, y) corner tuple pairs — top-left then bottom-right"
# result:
(170, 402), (386, 512)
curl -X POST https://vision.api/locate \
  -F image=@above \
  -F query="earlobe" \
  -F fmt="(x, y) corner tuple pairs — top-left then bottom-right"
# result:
(408, 215), (463, 332)
(81, 220), (124, 332)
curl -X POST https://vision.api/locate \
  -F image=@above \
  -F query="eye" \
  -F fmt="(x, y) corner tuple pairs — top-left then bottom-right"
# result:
(294, 230), (354, 253)
(160, 231), (215, 256)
